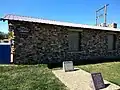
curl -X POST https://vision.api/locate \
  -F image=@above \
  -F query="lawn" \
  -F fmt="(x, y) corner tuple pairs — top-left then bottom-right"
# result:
(78, 62), (120, 86)
(0, 64), (67, 90)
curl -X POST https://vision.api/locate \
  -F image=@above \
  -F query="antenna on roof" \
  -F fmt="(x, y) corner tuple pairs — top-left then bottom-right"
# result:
(96, 4), (109, 27)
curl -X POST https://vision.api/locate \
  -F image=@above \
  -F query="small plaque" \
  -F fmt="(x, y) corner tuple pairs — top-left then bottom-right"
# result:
(18, 27), (29, 33)
(63, 61), (74, 72)
(91, 73), (105, 90)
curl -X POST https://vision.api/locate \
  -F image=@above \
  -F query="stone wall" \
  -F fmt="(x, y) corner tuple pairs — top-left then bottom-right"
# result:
(9, 21), (68, 64)
(68, 30), (120, 62)
(8, 20), (120, 64)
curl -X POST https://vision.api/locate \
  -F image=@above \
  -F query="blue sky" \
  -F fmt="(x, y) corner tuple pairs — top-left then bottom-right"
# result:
(0, 0), (120, 33)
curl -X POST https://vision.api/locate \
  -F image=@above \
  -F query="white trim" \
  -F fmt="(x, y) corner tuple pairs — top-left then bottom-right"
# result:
(0, 43), (10, 45)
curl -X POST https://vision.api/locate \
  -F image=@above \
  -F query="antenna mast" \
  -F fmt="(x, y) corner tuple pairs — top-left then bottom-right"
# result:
(96, 4), (109, 26)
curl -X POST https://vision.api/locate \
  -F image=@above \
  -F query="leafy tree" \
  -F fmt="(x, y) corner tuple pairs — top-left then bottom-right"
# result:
(8, 31), (14, 39)
(0, 31), (7, 40)
(0, 31), (14, 41)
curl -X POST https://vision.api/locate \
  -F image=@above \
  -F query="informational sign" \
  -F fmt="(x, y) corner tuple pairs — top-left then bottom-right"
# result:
(17, 27), (29, 33)
(91, 73), (105, 90)
(63, 61), (74, 72)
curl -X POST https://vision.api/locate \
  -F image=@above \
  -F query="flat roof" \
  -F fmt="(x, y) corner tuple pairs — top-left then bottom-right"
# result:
(1, 14), (120, 32)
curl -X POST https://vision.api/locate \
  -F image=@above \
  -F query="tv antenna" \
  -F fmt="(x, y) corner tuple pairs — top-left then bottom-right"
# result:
(96, 4), (109, 26)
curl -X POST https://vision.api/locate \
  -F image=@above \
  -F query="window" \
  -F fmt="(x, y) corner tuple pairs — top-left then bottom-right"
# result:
(68, 31), (81, 51)
(107, 34), (116, 50)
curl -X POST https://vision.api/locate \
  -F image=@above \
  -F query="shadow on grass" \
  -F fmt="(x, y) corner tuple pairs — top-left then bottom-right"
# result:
(47, 57), (120, 69)
(104, 84), (110, 88)
(12, 56), (120, 69)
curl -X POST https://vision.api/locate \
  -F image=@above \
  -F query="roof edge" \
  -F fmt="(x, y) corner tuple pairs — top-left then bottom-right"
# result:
(0, 18), (7, 22)
(2, 14), (120, 32)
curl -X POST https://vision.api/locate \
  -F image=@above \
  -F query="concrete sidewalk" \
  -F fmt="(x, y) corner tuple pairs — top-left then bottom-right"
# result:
(52, 68), (120, 90)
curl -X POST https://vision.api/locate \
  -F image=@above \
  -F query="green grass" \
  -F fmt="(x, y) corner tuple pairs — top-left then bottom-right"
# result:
(0, 64), (67, 90)
(78, 62), (120, 86)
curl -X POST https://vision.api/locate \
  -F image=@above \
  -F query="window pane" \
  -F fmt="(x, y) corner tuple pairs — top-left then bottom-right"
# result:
(68, 31), (79, 51)
(107, 34), (116, 50)
(108, 35), (113, 50)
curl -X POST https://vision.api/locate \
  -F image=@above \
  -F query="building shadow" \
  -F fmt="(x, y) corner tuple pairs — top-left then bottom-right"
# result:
(47, 57), (120, 69)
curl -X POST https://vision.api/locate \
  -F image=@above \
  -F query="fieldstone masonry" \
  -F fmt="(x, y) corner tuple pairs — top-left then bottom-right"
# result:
(8, 20), (120, 64)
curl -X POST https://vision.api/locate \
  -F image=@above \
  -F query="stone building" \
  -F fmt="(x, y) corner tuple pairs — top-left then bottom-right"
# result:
(1, 14), (120, 64)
